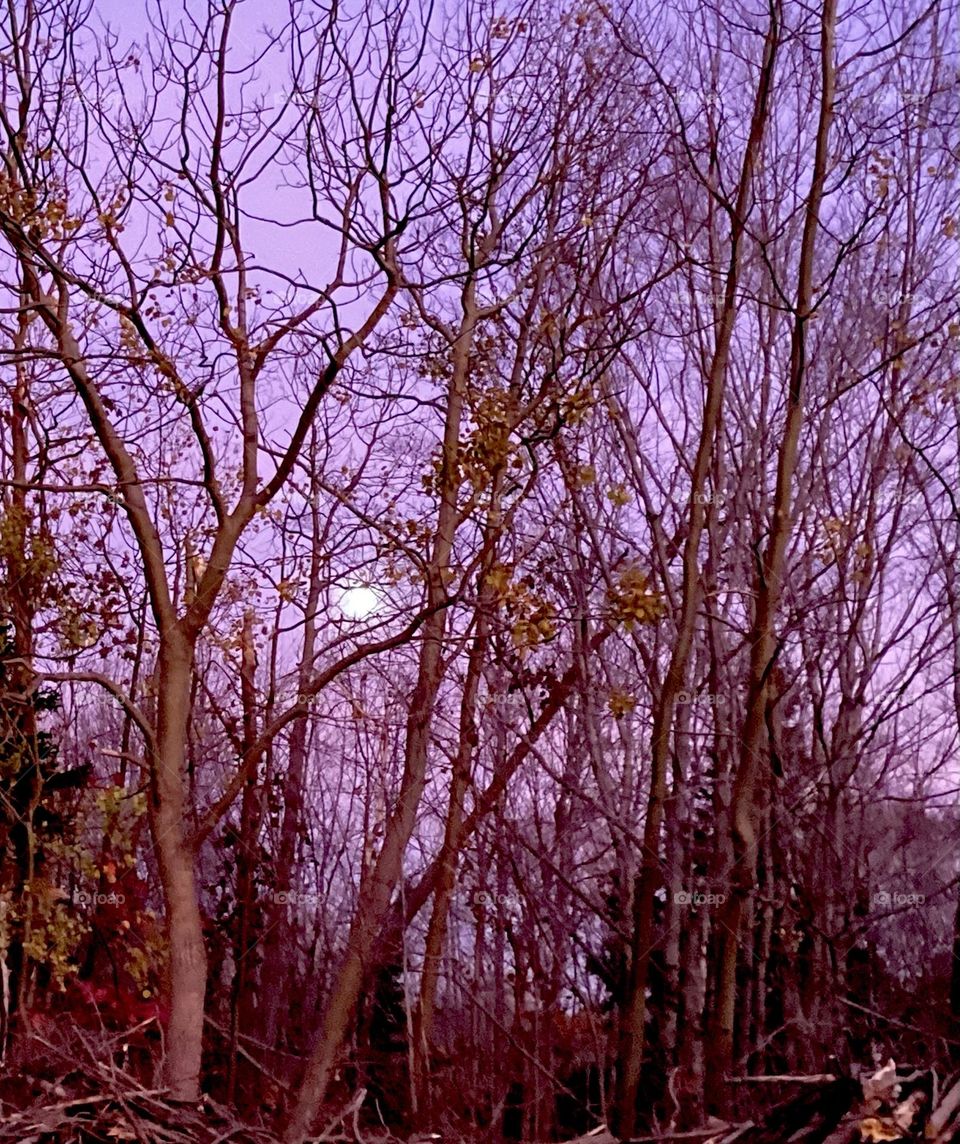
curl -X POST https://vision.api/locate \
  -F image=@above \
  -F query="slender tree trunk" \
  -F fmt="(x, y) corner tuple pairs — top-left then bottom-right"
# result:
(282, 620), (447, 1141)
(283, 278), (481, 1143)
(950, 887), (960, 1026)
(377, 627), (613, 964)
(947, 435), (960, 1039)
(752, 822), (775, 1072)
(153, 633), (208, 1102)
(411, 482), (506, 1116)
(1, 299), (40, 1047)
(260, 506), (323, 1047)
(412, 551), (494, 1124)
(615, 13), (780, 1132)
(228, 610), (260, 1101)
(677, 900), (708, 1128)
(707, 1), (836, 1109)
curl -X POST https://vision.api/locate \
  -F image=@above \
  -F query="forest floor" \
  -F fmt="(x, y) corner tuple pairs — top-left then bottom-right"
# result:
(2, 1035), (960, 1144)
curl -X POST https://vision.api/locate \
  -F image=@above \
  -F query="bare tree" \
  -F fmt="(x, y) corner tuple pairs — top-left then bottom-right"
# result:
(0, 0), (417, 1099)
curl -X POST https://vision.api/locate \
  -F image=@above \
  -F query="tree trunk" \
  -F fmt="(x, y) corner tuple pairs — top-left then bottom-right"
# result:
(228, 610), (261, 1101)
(153, 633), (208, 1103)
(412, 582), (491, 1124)
(951, 882), (960, 1026)
(1, 302), (40, 1047)
(707, 0), (836, 1109)
(281, 622), (447, 1141)
(283, 277), (480, 1143)
(261, 475), (324, 1047)
(615, 16), (780, 1130)
(412, 469), (504, 1125)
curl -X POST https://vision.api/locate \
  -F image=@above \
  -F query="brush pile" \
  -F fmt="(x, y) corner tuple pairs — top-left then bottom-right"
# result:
(0, 1026), (281, 1144)
(6, 1043), (960, 1143)
(0, 1069), (281, 1144)
(701, 1061), (960, 1143)
(0, 1031), (397, 1144)
(565, 1062), (960, 1143)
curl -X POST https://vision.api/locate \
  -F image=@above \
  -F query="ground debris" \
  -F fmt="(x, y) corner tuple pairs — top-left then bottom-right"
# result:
(557, 1063), (960, 1144)
(692, 1061), (959, 1144)
(0, 1086), (282, 1144)
(0, 1033), (281, 1144)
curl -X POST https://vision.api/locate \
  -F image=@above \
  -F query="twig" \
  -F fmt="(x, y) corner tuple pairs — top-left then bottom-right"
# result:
(1, 1089), (169, 1116)
(315, 1087), (367, 1142)
(205, 1015), (293, 1090)
(724, 1074), (838, 1085)
(627, 1128), (737, 1142)
(840, 996), (960, 1048)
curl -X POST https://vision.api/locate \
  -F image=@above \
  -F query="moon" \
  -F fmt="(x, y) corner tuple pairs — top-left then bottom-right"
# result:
(337, 584), (381, 619)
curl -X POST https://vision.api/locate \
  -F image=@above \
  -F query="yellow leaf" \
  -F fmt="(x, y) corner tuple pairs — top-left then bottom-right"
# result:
(607, 564), (665, 627)
(607, 689), (636, 718)
(858, 1117), (901, 1141)
(487, 563), (512, 599)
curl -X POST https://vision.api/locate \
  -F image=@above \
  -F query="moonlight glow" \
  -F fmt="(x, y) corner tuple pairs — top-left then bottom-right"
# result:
(337, 584), (381, 619)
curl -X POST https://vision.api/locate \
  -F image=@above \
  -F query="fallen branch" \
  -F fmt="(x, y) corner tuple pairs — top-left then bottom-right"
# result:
(725, 1075), (838, 1086)
(0, 1034), (283, 1144)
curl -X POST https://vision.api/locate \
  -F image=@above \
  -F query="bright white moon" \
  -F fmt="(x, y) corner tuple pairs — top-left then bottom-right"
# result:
(337, 584), (381, 619)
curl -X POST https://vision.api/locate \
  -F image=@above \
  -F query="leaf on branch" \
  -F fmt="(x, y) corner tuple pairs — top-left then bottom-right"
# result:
(607, 563), (665, 628)
(607, 689), (636, 718)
